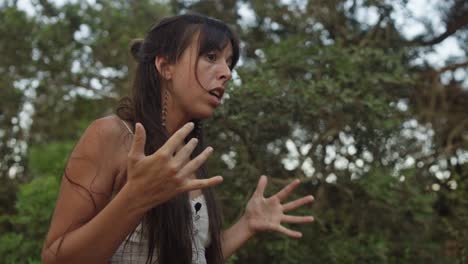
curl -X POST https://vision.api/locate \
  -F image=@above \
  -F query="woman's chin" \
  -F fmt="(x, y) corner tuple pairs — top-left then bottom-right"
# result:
(191, 107), (216, 120)
(193, 112), (214, 120)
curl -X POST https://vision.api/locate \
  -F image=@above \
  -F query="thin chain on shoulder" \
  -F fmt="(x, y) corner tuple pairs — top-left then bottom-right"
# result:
(121, 120), (134, 135)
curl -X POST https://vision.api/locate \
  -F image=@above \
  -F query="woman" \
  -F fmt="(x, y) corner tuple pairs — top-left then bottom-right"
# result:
(41, 13), (315, 264)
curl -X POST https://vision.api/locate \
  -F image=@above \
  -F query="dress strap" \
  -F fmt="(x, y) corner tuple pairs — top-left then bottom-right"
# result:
(121, 119), (134, 135)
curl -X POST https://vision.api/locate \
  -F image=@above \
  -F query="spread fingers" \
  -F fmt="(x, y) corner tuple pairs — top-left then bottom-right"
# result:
(281, 214), (315, 224)
(282, 195), (314, 212)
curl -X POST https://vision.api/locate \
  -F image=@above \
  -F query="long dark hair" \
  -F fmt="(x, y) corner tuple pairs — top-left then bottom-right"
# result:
(115, 13), (240, 264)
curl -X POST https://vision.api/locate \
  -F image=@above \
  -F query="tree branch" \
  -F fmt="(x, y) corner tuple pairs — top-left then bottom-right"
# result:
(437, 60), (468, 74)
(359, 11), (389, 47)
(407, 1), (468, 47)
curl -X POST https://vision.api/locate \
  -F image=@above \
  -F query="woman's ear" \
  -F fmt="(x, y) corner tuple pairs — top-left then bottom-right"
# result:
(155, 56), (174, 80)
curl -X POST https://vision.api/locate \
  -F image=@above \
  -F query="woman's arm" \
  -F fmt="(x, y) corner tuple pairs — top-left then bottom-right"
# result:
(221, 176), (315, 260)
(220, 215), (254, 259)
(42, 184), (145, 264)
(41, 117), (142, 264)
(42, 118), (223, 264)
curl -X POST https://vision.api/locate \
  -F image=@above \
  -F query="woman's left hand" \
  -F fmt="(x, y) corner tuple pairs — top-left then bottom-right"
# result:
(243, 175), (315, 238)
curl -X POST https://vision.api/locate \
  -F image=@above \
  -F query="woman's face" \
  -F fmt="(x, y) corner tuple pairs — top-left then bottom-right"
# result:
(167, 34), (233, 120)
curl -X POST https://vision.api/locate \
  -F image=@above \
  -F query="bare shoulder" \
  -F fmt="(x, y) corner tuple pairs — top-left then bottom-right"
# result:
(86, 116), (134, 193)
(71, 115), (132, 162)
(86, 115), (130, 139)
(67, 115), (131, 191)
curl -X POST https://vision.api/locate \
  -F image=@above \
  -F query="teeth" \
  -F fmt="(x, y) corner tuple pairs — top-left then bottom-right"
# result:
(209, 91), (220, 98)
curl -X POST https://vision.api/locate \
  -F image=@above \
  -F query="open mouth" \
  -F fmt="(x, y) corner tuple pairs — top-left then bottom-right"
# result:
(208, 88), (224, 100)
(209, 90), (222, 99)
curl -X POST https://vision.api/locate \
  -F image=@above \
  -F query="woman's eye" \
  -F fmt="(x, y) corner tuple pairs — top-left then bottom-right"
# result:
(206, 53), (217, 61)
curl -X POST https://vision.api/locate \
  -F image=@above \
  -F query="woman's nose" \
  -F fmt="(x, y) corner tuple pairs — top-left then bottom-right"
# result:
(218, 62), (232, 82)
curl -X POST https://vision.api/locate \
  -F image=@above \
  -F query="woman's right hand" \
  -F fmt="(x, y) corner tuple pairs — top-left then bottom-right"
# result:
(124, 122), (222, 213)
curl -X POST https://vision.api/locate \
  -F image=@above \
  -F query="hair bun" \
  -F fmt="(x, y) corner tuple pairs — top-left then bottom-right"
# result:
(130, 39), (144, 61)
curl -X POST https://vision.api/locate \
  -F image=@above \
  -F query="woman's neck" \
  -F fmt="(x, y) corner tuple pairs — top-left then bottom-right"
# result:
(164, 94), (191, 135)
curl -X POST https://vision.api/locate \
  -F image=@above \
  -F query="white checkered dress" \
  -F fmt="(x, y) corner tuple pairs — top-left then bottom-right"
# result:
(109, 196), (210, 264)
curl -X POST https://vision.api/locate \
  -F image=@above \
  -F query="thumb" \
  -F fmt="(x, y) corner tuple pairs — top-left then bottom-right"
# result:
(129, 122), (146, 159)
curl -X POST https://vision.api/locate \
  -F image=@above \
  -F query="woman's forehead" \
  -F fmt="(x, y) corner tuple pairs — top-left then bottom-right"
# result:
(220, 41), (233, 56)
(187, 32), (233, 56)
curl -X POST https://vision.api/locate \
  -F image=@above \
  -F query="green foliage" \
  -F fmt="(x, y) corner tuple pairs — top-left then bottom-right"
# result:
(28, 141), (75, 180)
(0, 175), (59, 263)
(0, 140), (73, 262)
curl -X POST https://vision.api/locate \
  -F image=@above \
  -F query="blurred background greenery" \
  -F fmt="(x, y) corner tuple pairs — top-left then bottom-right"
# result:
(0, 0), (467, 263)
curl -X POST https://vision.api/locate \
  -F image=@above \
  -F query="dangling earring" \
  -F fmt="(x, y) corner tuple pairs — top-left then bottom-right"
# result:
(162, 89), (168, 129)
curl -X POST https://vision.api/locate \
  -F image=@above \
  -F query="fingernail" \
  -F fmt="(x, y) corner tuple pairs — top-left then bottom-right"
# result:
(187, 122), (194, 128)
